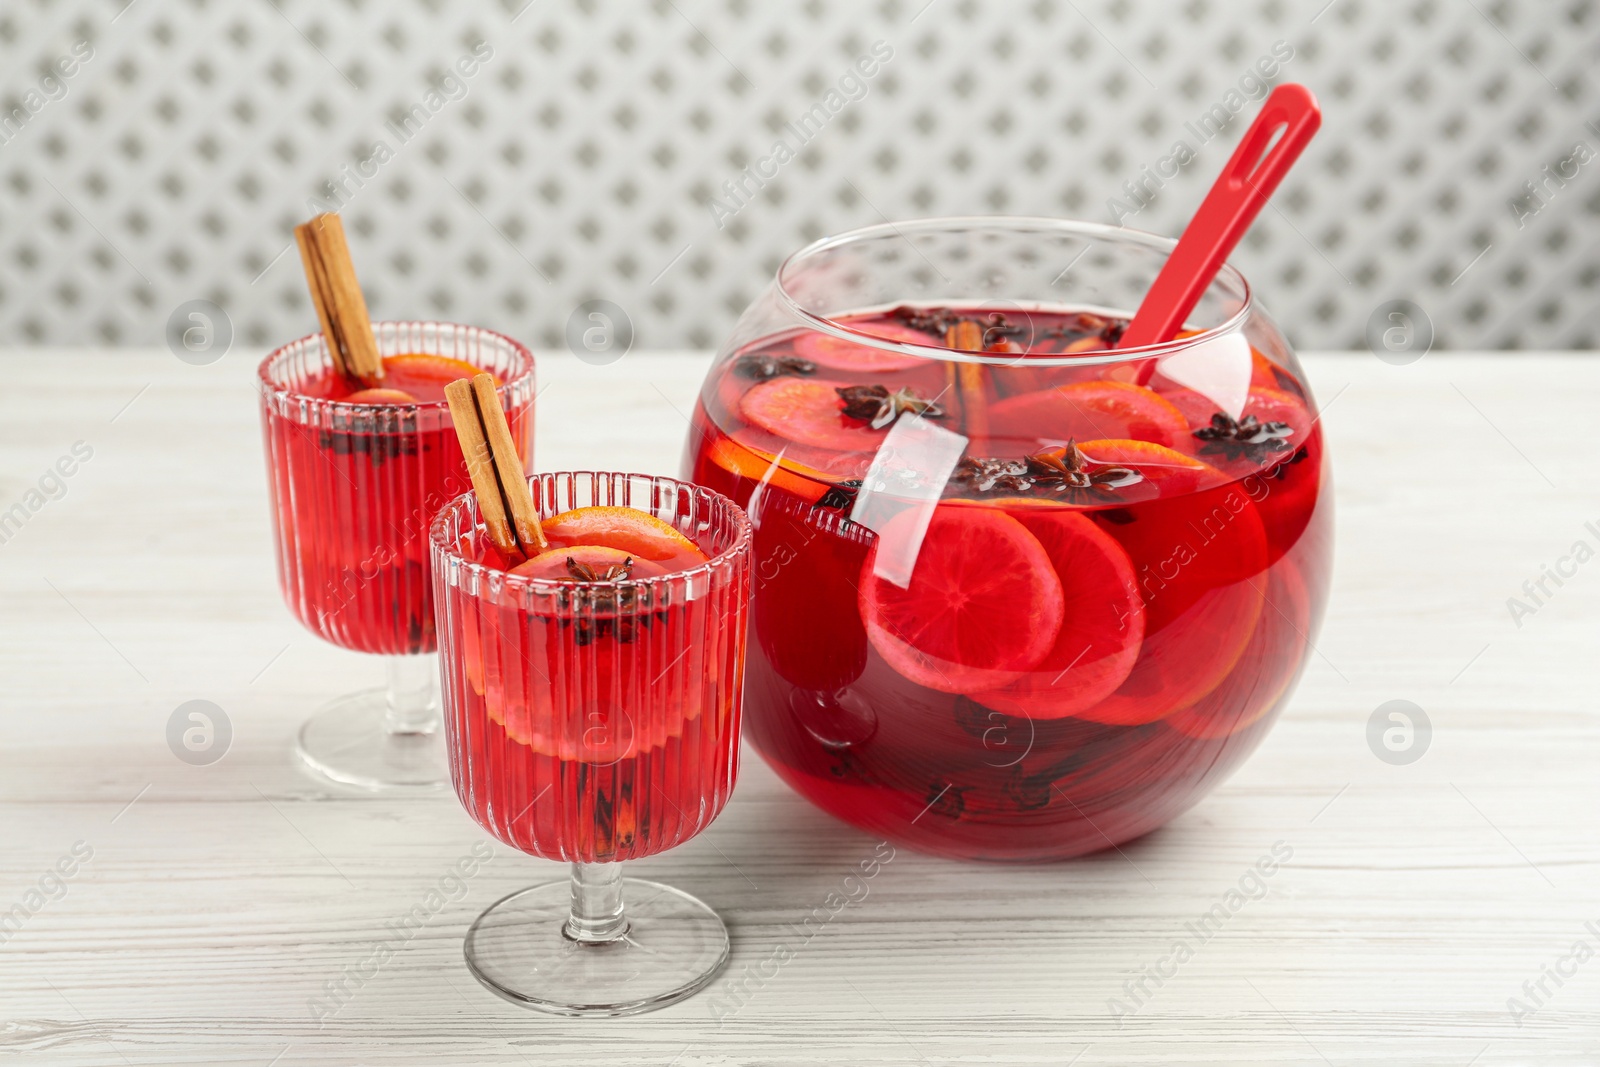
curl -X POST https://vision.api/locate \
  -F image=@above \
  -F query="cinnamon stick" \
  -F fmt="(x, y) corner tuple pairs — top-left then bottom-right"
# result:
(294, 212), (384, 386)
(445, 373), (547, 558)
(471, 374), (544, 554)
(944, 320), (989, 442)
(294, 224), (347, 379)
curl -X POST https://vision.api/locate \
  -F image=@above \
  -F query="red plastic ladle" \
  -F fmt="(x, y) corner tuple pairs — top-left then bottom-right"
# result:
(1119, 83), (1322, 357)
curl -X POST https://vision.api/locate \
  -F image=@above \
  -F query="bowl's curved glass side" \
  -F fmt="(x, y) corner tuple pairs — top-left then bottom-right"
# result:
(683, 218), (1331, 862)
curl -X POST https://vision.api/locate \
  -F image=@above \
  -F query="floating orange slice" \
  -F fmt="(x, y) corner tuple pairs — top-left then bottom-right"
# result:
(970, 508), (1144, 719)
(738, 376), (890, 453)
(1167, 560), (1310, 739)
(793, 322), (931, 371)
(703, 433), (845, 505)
(859, 505), (1064, 693)
(378, 353), (495, 402)
(345, 387), (417, 405)
(986, 380), (1190, 450)
(540, 506), (708, 566)
(1063, 441), (1268, 725)
(1074, 438), (1223, 496)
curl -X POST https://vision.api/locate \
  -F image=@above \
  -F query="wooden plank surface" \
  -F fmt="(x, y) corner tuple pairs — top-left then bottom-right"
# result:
(0, 348), (1597, 1065)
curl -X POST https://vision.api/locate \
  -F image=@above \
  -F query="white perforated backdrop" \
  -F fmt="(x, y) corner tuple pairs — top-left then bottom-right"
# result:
(0, 0), (1596, 352)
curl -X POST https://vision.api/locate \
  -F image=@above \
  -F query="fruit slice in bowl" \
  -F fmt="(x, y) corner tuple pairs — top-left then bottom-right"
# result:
(1139, 335), (1291, 393)
(735, 375), (949, 476)
(1073, 438), (1231, 497)
(793, 321), (934, 372)
(738, 376), (893, 456)
(985, 381), (1190, 452)
(968, 507), (1144, 719)
(1245, 348), (1306, 395)
(1064, 441), (1268, 725)
(859, 504), (1064, 693)
(1167, 559), (1310, 739)
(702, 431), (864, 507)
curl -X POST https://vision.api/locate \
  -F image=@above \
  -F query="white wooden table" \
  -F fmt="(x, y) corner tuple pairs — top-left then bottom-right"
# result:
(1, 348), (1597, 1065)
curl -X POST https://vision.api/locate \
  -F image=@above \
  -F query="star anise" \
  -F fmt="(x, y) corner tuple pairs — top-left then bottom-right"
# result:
(948, 441), (1142, 502)
(561, 555), (634, 583)
(734, 353), (816, 381)
(1026, 442), (1143, 499)
(836, 385), (946, 430)
(553, 556), (643, 644)
(891, 306), (1026, 348)
(1191, 412), (1294, 463)
(892, 305), (964, 337)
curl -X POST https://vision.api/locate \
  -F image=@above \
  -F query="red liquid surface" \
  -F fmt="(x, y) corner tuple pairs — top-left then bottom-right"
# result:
(440, 514), (743, 864)
(262, 356), (532, 654)
(685, 307), (1331, 861)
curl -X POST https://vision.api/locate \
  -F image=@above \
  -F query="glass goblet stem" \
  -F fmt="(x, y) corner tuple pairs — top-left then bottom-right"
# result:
(383, 654), (440, 735)
(566, 862), (629, 943)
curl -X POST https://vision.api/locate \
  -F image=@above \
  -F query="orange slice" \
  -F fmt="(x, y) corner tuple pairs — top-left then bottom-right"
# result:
(738, 376), (891, 454)
(541, 506), (708, 566)
(345, 387), (417, 405)
(704, 433), (845, 505)
(793, 322), (930, 371)
(1156, 387), (1324, 562)
(859, 505), (1064, 693)
(1062, 442), (1268, 725)
(1167, 560), (1310, 739)
(970, 507), (1144, 719)
(1074, 438), (1223, 496)
(986, 381), (1190, 450)
(378, 353), (496, 402)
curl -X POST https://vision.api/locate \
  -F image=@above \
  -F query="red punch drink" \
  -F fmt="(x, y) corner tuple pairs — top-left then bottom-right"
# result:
(259, 323), (535, 655)
(685, 296), (1331, 862)
(433, 486), (747, 863)
(431, 472), (754, 1016)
